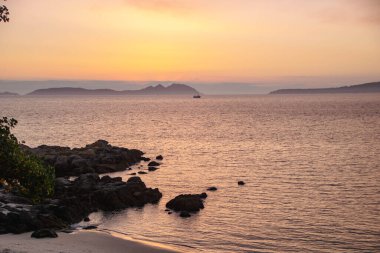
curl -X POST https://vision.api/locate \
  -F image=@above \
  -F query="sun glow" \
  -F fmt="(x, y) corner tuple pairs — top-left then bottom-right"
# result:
(1, 0), (379, 81)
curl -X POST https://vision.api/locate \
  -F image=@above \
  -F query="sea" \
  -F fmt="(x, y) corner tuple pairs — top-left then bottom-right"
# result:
(1, 94), (379, 253)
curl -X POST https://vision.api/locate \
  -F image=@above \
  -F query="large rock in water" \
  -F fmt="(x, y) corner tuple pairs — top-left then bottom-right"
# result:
(22, 140), (145, 177)
(166, 194), (206, 212)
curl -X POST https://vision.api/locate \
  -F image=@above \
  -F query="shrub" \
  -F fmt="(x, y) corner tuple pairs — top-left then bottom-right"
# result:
(0, 117), (55, 202)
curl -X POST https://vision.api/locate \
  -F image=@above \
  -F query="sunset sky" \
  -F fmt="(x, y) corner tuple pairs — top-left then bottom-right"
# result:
(0, 0), (379, 88)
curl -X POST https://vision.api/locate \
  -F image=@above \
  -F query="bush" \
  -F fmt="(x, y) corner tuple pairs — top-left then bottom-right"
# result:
(0, 117), (55, 202)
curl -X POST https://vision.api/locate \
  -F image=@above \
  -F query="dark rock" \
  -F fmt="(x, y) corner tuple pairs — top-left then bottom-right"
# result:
(168, 212), (172, 214)
(31, 229), (58, 239)
(238, 181), (245, 185)
(148, 161), (160, 167)
(83, 225), (97, 230)
(0, 141), (162, 235)
(100, 176), (122, 183)
(73, 173), (100, 192)
(148, 167), (158, 171)
(128, 177), (142, 184)
(207, 187), (217, 191)
(140, 157), (151, 162)
(138, 171), (148, 174)
(28, 140), (144, 177)
(129, 173), (137, 175)
(199, 192), (208, 199)
(180, 211), (191, 218)
(156, 155), (163, 160)
(166, 194), (205, 212)
(86, 140), (109, 148)
(165, 209), (170, 212)
(71, 158), (90, 168)
(83, 217), (90, 222)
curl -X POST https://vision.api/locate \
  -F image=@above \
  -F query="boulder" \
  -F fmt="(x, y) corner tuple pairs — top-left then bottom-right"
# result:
(31, 229), (58, 239)
(83, 225), (97, 230)
(148, 167), (158, 171)
(166, 194), (205, 212)
(71, 158), (90, 168)
(207, 187), (217, 191)
(86, 140), (109, 148)
(238, 181), (245, 185)
(199, 192), (208, 199)
(73, 173), (100, 192)
(156, 155), (163, 160)
(148, 161), (160, 167)
(27, 140), (145, 177)
(180, 211), (191, 218)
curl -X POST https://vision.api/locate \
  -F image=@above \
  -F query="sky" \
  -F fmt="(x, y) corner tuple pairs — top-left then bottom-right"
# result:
(0, 0), (380, 92)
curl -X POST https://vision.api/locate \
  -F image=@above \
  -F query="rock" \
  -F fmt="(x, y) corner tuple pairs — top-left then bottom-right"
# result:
(86, 140), (109, 148)
(207, 187), (217, 191)
(100, 176), (122, 183)
(166, 194), (205, 212)
(168, 212), (172, 214)
(148, 167), (158, 171)
(71, 158), (90, 168)
(31, 229), (58, 239)
(138, 171), (148, 174)
(73, 173), (100, 192)
(238, 181), (245, 185)
(199, 192), (208, 199)
(83, 217), (90, 222)
(156, 155), (163, 160)
(83, 225), (97, 230)
(129, 173), (137, 175)
(0, 141), (163, 235)
(140, 157), (151, 162)
(148, 161), (160, 167)
(28, 140), (145, 177)
(165, 209), (170, 212)
(79, 149), (96, 158)
(180, 211), (191, 218)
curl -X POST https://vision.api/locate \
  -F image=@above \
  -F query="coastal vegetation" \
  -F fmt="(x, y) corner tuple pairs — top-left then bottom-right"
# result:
(0, 117), (55, 203)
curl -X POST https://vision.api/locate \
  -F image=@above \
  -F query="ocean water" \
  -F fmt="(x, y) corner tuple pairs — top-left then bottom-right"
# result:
(1, 94), (379, 252)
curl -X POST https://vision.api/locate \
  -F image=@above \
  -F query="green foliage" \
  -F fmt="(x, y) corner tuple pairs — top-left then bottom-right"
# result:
(0, 117), (55, 202)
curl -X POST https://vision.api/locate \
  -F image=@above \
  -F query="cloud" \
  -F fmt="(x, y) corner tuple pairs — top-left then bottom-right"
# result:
(359, 0), (380, 24)
(316, 0), (380, 25)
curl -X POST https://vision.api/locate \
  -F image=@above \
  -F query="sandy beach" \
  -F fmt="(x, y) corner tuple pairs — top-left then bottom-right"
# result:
(0, 230), (183, 253)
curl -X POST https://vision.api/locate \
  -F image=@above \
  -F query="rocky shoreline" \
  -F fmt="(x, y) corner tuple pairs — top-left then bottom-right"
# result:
(0, 140), (164, 235)
(0, 140), (218, 236)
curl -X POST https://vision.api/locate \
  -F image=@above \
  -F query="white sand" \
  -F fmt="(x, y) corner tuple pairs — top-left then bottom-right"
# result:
(0, 230), (183, 253)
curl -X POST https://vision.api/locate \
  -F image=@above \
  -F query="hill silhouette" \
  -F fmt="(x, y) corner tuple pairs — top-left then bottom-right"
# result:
(27, 83), (199, 96)
(270, 81), (380, 94)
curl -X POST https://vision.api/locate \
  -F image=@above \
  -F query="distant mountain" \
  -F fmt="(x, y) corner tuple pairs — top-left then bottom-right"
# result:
(270, 82), (380, 94)
(27, 83), (200, 96)
(0, 92), (20, 96)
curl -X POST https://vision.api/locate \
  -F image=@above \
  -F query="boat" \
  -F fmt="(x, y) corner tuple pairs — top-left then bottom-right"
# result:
(193, 94), (201, 98)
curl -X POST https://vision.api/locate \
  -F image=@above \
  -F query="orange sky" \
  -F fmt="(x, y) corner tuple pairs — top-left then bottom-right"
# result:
(0, 0), (379, 83)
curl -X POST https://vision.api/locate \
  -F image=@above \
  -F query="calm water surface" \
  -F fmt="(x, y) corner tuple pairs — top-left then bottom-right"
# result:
(1, 94), (379, 252)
